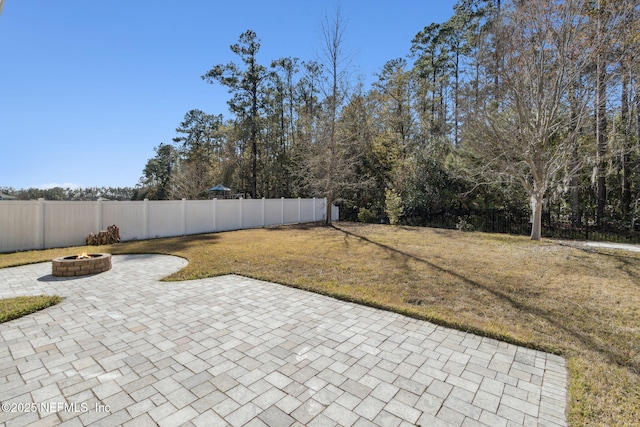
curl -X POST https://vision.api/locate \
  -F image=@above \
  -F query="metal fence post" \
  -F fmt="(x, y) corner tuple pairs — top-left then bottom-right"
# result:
(491, 208), (496, 233)
(585, 209), (589, 241)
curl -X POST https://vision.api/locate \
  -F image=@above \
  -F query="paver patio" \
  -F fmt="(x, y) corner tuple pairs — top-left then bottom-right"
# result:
(0, 254), (567, 426)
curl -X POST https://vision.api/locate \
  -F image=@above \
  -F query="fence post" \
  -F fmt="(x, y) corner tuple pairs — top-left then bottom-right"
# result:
(262, 198), (265, 227)
(182, 198), (187, 236)
(281, 197), (285, 225)
(143, 199), (149, 239)
(298, 197), (301, 223)
(38, 198), (45, 249)
(324, 197), (328, 222)
(239, 198), (243, 230)
(313, 198), (316, 222)
(97, 198), (103, 232)
(212, 198), (217, 232)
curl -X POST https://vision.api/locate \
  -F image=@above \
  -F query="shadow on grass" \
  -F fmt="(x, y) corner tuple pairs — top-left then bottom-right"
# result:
(111, 233), (221, 255)
(558, 242), (640, 283)
(332, 224), (639, 375)
(264, 222), (329, 231)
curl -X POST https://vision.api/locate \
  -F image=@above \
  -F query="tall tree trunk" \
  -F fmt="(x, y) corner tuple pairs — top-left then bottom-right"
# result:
(636, 87), (640, 217)
(570, 83), (580, 227)
(636, 88), (640, 166)
(530, 189), (544, 241)
(621, 72), (631, 215)
(571, 144), (581, 227)
(439, 79), (445, 136)
(454, 49), (460, 145)
(251, 78), (258, 199)
(493, 0), (501, 101)
(319, 7), (345, 224)
(595, 5), (607, 225)
(431, 57), (437, 134)
(637, 88), (640, 147)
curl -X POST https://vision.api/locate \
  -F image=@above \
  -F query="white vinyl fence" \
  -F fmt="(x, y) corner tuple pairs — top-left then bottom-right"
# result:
(0, 198), (338, 253)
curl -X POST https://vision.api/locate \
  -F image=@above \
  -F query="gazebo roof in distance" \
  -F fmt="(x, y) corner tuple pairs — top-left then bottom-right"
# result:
(208, 184), (231, 192)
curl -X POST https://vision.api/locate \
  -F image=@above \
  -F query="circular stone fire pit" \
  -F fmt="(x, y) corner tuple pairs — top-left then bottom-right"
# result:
(52, 253), (112, 277)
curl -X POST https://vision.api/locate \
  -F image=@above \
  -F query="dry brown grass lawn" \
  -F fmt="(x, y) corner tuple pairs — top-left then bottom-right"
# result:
(1, 222), (638, 426)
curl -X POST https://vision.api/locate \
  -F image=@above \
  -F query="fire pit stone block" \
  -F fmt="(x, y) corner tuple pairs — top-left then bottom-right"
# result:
(52, 253), (112, 277)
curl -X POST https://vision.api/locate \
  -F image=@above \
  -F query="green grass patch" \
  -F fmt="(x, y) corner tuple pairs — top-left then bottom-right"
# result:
(1, 222), (639, 425)
(0, 295), (61, 323)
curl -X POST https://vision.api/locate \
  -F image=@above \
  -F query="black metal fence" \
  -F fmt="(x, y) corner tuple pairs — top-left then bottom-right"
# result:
(411, 208), (640, 244)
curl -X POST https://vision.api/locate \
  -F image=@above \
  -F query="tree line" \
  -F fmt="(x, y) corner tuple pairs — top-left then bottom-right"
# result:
(7, 1), (637, 241)
(139, 0), (640, 239)
(0, 186), (136, 201)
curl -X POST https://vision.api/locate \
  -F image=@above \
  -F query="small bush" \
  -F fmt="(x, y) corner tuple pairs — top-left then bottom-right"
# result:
(456, 216), (474, 232)
(357, 207), (376, 223)
(385, 188), (404, 225)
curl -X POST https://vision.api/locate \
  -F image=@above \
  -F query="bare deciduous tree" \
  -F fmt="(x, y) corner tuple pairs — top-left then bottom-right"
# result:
(298, 6), (362, 223)
(461, 0), (597, 240)
(169, 159), (216, 200)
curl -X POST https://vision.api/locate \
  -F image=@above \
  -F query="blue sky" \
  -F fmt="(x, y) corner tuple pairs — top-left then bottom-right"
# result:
(0, 1), (456, 190)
